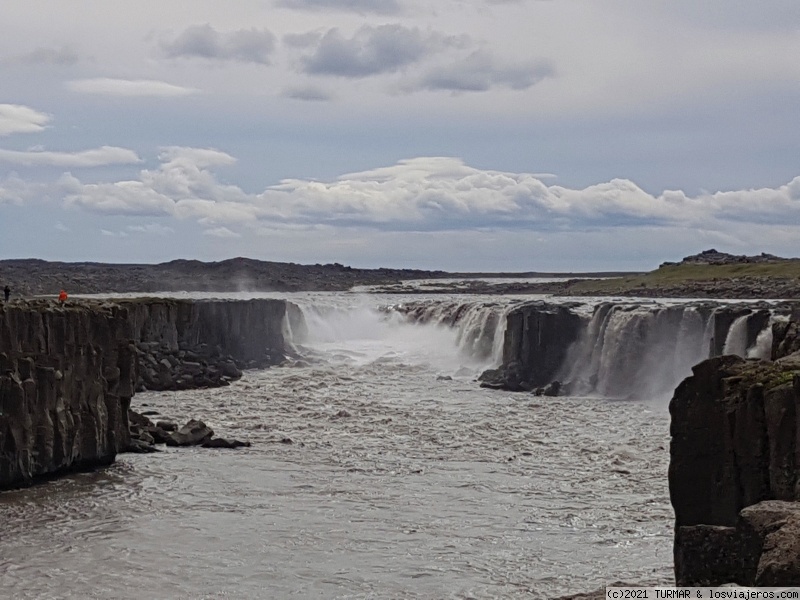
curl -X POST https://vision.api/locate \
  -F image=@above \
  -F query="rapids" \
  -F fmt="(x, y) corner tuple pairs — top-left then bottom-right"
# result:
(0, 290), (778, 598)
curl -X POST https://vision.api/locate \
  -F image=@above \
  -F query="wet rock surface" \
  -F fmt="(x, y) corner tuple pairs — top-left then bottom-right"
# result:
(127, 409), (251, 451)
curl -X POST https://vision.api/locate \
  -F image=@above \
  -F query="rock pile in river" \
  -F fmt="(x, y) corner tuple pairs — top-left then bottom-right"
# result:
(127, 409), (251, 452)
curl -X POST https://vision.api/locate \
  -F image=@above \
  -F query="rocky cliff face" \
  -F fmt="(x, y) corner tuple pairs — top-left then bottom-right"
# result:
(480, 302), (584, 391)
(669, 318), (800, 585)
(118, 298), (289, 390)
(0, 300), (137, 489)
(0, 297), (293, 489)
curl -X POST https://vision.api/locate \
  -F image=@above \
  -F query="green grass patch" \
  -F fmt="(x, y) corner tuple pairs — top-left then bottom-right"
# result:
(566, 260), (800, 293)
(765, 369), (800, 390)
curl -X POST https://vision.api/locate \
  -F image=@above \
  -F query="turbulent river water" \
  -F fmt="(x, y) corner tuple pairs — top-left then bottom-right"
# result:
(1, 291), (676, 599)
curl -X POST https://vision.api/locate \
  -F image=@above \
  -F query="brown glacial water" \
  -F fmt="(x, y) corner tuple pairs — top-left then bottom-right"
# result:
(0, 293), (674, 598)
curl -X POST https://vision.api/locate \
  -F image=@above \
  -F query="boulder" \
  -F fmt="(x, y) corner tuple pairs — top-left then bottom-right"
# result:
(201, 437), (251, 449)
(757, 517), (800, 585)
(166, 419), (214, 446)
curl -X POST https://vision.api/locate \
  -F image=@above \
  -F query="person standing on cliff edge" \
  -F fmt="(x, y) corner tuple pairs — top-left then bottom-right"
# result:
(58, 289), (67, 304)
(3, 285), (9, 302)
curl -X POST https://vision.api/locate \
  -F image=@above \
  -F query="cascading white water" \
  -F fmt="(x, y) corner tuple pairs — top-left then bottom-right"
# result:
(388, 300), (513, 367)
(722, 314), (750, 357)
(285, 296), (512, 376)
(558, 304), (717, 400)
(747, 324), (773, 359)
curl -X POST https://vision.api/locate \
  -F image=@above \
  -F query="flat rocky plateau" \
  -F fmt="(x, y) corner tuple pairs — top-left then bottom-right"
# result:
(1, 249), (798, 298)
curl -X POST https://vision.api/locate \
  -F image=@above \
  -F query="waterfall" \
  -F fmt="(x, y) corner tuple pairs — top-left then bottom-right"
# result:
(556, 304), (718, 400)
(281, 297), (514, 375)
(283, 296), (777, 400)
(722, 314), (750, 357)
(747, 324), (773, 359)
(392, 300), (513, 366)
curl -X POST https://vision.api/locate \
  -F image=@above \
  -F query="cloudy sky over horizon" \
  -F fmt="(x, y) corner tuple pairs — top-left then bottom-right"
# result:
(1, 0), (799, 271)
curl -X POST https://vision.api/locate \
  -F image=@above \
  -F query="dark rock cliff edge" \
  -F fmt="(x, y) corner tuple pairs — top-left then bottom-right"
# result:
(0, 298), (291, 489)
(669, 315), (800, 585)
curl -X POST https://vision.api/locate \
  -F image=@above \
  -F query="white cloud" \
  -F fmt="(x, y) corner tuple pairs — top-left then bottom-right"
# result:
(203, 226), (241, 238)
(101, 229), (128, 237)
(157, 146), (236, 169)
(0, 174), (51, 205)
(127, 223), (175, 235)
(61, 146), (249, 217)
(0, 146), (141, 167)
(67, 78), (199, 97)
(57, 152), (800, 235)
(0, 104), (51, 136)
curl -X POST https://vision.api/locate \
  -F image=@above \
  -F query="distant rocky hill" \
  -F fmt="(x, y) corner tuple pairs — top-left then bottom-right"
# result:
(661, 248), (790, 267)
(0, 257), (447, 296)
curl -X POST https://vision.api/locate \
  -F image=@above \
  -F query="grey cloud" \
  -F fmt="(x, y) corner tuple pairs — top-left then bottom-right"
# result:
(300, 25), (468, 77)
(161, 24), (276, 65)
(275, 0), (402, 15)
(282, 85), (334, 101)
(283, 32), (323, 48)
(2, 46), (80, 66)
(418, 50), (555, 92)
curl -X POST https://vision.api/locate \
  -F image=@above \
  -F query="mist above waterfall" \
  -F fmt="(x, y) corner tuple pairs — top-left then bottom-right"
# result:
(285, 296), (511, 377)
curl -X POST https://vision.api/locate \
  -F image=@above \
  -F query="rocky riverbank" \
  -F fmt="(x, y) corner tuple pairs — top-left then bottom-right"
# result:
(0, 297), (293, 489)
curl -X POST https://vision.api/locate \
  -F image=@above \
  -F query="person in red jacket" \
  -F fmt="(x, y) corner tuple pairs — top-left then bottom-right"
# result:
(58, 289), (68, 303)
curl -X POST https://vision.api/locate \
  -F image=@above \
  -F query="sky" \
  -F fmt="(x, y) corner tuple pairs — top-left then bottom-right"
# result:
(1, 0), (799, 271)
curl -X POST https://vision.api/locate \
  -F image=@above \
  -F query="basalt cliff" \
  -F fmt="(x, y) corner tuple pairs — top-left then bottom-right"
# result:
(0, 298), (292, 489)
(669, 315), (800, 585)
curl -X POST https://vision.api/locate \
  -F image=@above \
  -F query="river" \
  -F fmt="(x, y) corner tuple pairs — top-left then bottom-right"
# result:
(0, 291), (678, 599)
